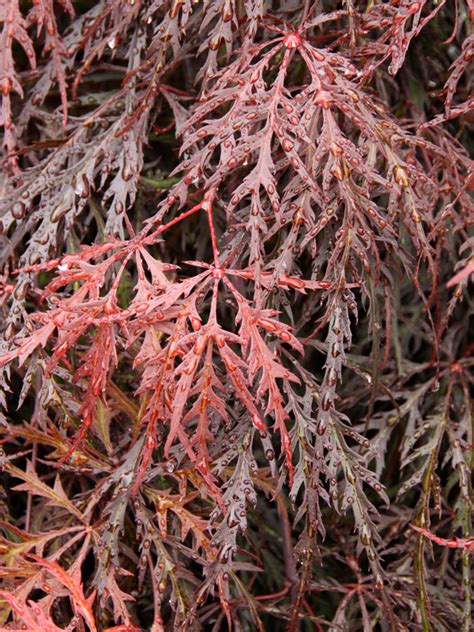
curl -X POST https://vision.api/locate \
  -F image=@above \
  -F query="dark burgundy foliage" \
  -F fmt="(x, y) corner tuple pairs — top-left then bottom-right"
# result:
(0, 0), (472, 630)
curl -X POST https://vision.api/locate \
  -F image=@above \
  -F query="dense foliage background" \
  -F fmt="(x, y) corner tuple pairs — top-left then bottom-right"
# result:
(0, 1), (472, 630)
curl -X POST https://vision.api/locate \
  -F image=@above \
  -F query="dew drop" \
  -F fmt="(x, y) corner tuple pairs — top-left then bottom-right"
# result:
(317, 420), (326, 436)
(12, 201), (25, 219)
(265, 448), (275, 460)
(51, 207), (68, 222)
(165, 459), (176, 473)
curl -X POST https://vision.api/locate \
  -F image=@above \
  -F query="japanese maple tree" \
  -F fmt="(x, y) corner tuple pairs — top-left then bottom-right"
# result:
(0, 0), (472, 630)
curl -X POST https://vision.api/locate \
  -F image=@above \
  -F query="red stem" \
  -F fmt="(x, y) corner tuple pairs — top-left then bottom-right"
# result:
(145, 200), (206, 244)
